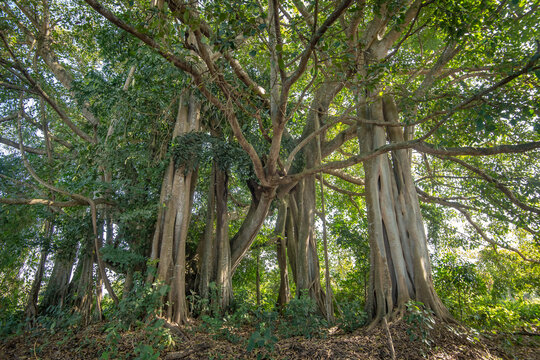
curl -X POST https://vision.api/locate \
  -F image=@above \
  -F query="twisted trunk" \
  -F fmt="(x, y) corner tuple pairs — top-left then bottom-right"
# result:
(149, 94), (200, 324)
(359, 96), (451, 323)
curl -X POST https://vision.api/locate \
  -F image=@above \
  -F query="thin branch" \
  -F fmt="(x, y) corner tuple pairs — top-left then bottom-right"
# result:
(438, 155), (540, 215)
(0, 197), (112, 207)
(0, 33), (96, 144)
(323, 169), (364, 185)
(458, 208), (540, 264)
(0, 113), (18, 123)
(415, 141), (540, 157)
(315, 173), (364, 196)
(285, 117), (343, 172)
(417, 188), (539, 264)
(84, 0), (200, 77)
(419, 47), (540, 141)
(416, 187), (475, 210)
(284, 0), (354, 90)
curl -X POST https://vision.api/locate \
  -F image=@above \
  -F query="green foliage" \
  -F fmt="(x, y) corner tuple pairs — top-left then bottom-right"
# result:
(466, 298), (540, 332)
(404, 301), (435, 350)
(191, 283), (246, 344)
(108, 272), (168, 327)
(36, 305), (82, 334)
(247, 325), (278, 360)
(433, 252), (487, 321)
(434, 245), (540, 332)
(0, 312), (25, 338)
(171, 132), (253, 179)
(278, 292), (327, 339)
(337, 300), (367, 333)
(246, 308), (278, 359)
(100, 245), (146, 273)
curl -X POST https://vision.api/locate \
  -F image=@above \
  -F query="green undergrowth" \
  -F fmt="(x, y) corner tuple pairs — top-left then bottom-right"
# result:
(3, 287), (537, 360)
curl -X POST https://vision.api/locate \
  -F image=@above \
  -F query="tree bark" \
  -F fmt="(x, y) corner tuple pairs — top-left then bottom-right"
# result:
(290, 179), (328, 317)
(25, 244), (49, 319)
(198, 164), (216, 300)
(214, 167), (232, 310)
(275, 198), (290, 308)
(358, 95), (451, 323)
(149, 94), (200, 324)
(71, 233), (95, 325)
(41, 241), (77, 311)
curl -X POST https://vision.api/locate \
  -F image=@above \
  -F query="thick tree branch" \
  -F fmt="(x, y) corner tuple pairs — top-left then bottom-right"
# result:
(284, 0), (354, 90)
(0, 136), (45, 155)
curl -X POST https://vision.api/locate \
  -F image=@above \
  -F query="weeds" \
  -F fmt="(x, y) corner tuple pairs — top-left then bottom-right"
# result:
(337, 300), (367, 333)
(278, 292), (327, 339)
(404, 300), (435, 356)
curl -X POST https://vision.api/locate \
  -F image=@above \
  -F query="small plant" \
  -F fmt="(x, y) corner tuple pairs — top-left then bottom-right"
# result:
(36, 304), (81, 334)
(279, 291), (327, 339)
(247, 326), (278, 360)
(337, 300), (367, 333)
(134, 344), (160, 360)
(404, 300), (435, 350)
(100, 271), (174, 359)
(100, 323), (123, 360)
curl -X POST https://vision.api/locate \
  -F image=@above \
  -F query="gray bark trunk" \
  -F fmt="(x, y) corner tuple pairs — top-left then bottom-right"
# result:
(215, 167), (232, 309)
(198, 164), (216, 300)
(41, 242), (76, 311)
(275, 199), (290, 308)
(71, 234), (94, 325)
(358, 96), (451, 323)
(149, 94), (200, 324)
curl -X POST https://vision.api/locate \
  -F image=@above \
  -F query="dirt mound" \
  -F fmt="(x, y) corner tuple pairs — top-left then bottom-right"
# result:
(1, 319), (538, 359)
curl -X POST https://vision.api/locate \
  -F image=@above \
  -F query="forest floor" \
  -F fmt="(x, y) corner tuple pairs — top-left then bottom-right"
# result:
(1, 318), (538, 359)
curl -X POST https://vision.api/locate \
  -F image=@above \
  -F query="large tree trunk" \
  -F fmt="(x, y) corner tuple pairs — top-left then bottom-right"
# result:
(197, 164), (216, 300)
(275, 198), (290, 308)
(214, 167), (232, 309)
(41, 240), (77, 311)
(358, 96), (451, 323)
(71, 233), (95, 325)
(149, 94), (200, 324)
(289, 179), (328, 317)
(25, 246), (49, 319)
